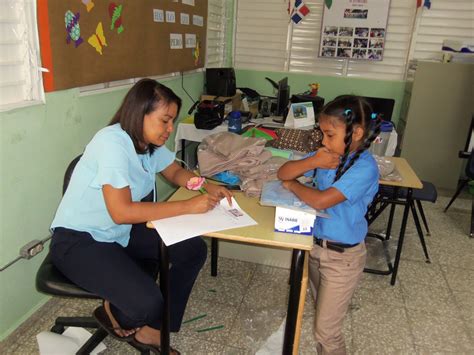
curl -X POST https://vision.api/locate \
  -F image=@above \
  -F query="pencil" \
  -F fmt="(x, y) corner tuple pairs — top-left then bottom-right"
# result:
(196, 325), (224, 333)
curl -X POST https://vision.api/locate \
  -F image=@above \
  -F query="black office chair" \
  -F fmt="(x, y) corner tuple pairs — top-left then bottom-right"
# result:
(444, 150), (474, 238)
(36, 155), (150, 354)
(445, 150), (474, 212)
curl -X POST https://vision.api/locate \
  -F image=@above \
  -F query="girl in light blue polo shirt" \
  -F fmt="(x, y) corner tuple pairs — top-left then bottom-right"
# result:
(50, 79), (232, 354)
(278, 95), (380, 354)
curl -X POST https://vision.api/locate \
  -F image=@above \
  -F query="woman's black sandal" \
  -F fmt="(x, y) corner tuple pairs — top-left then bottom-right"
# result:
(93, 305), (135, 342)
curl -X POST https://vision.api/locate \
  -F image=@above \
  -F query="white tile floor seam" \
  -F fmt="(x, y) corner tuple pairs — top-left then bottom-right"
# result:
(1, 192), (473, 354)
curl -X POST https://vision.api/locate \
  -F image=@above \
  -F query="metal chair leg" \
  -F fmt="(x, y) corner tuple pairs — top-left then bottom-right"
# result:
(444, 180), (468, 212)
(410, 201), (431, 263)
(416, 200), (430, 236)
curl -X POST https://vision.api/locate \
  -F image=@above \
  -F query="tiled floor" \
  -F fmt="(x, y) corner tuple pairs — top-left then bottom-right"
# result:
(1, 193), (473, 354)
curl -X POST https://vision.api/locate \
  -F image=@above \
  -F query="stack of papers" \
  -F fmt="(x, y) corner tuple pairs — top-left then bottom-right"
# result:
(151, 197), (257, 246)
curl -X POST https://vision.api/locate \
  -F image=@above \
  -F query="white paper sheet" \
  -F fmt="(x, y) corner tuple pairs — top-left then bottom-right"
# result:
(151, 197), (257, 246)
(37, 327), (106, 355)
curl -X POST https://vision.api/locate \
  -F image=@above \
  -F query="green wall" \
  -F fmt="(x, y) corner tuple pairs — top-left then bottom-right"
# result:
(0, 72), (204, 340)
(236, 69), (406, 125)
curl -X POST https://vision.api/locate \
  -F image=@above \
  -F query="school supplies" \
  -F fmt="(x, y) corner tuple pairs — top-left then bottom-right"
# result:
(260, 180), (329, 235)
(151, 197), (257, 246)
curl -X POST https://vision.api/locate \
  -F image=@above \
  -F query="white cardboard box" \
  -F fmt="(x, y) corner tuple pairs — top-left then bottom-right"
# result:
(274, 206), (316, 235)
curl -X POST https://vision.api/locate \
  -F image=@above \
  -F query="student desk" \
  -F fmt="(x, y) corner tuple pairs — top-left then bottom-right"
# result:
(149, 188), (313, 355)
(365, 157), (423, 285)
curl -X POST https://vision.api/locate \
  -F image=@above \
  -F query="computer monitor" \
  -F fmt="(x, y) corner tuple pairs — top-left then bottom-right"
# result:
(276, 77), (290, 117)
(362, 96), (395, 121)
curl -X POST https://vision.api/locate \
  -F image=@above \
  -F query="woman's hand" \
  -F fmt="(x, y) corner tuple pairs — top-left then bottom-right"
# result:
(187, 193), (221, 214)
(311, 147), (340, 169)
(204, 183), (233, 205)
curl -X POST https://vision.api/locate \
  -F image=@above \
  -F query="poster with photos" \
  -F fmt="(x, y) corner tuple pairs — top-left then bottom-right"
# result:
(319, 0), (390, 61)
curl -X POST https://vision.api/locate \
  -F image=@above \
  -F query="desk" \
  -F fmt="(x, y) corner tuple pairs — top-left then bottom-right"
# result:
(365, 157), (423, 285)
(174, 118), (285, 164)
(151, 188), (313, 355)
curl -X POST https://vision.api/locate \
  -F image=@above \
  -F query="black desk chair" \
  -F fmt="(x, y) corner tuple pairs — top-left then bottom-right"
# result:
(36, 155), (150, 354)
(370, 181), (436, 263)
(444, 150), (474, 237)
(398, 180), (437, 237)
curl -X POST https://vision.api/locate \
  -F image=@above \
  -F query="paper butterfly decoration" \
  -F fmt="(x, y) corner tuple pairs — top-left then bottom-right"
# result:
(109, 2), (124, 34)
(81, 0), (94, 12)
(88, 22), (107, 55)
(65, 10), (83, 47)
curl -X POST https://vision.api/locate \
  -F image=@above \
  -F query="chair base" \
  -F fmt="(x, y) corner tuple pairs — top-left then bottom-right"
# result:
(50, 316), (107, 355)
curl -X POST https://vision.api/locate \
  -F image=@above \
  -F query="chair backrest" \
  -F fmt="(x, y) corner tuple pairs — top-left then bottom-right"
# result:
(63, 155), (82, 194)
(36, 153), (98, 298)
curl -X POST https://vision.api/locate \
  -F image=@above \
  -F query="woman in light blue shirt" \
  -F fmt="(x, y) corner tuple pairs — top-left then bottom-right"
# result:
(50, 79), (231, 354)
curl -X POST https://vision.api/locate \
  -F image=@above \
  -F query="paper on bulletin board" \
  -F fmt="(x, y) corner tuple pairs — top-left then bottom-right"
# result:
(185, 34), (196, 48)
(319, 0), (390, 61)
(151, 197), (257, 246)
(285, 102), (315, 128)
(170, 33), (183, 49)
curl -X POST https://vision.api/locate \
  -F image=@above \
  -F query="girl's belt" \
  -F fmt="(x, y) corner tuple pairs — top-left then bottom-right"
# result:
(314, 237), (359, 253)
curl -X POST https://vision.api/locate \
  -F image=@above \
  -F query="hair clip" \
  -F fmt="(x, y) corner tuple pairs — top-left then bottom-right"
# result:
(371, 113), (378, 120)
(344, 109), (352, 116)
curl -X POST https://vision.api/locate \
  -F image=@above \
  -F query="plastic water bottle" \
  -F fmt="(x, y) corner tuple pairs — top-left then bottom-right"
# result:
(228, 111), (242, 134)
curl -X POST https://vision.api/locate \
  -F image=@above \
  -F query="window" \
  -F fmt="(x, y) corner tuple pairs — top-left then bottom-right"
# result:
(234, 0), (473, 81)
(0, 0), (44, 110)
(206, 0), (230, 68)
(409, 0), (474, 61)
(234, 0), (290, 71)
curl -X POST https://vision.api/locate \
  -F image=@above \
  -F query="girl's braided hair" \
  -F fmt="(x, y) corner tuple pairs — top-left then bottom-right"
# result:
(320, 95), (382, 182)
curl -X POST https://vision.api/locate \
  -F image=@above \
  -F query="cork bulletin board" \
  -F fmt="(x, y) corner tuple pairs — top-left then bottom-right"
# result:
(38, 0), (208, 92)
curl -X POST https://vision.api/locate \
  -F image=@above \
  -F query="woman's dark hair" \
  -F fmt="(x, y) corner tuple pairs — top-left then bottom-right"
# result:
(320, 95), (382, 182)
(109, 78), (182, 154)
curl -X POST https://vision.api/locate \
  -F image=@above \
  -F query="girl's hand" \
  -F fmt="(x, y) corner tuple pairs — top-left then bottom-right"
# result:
(312, 148), (340, 169)
(187, 194), (221, 214)
(204, 183), (233, 205)
(282, 180), (297, 191)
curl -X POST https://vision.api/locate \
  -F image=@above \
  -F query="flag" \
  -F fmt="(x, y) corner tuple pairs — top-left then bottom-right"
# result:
(417, 0), (431, 9)
(325, 0), (332, 9)
(291, 0), (310, 24)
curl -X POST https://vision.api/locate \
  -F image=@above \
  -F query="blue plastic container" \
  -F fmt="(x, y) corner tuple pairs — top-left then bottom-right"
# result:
(228, 111), (242, 134)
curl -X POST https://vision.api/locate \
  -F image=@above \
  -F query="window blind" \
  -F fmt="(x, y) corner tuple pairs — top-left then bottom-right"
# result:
(0, 0), (43, 109)
(206, 0), (228, 68)
(234, 0), (290, 71)
(410, 0), (474, 61)
(289, 0), (417, 81)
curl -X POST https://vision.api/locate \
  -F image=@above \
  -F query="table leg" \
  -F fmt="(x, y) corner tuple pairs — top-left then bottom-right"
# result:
(211, 238), (218, 277)
(471, 198), (474, 238)
(292, 252), (308, 355)
(390, 188), (412, 286)
(384, 187), (399, 241)
(283, 249), (305, 355)
(159, 239), (170, 355)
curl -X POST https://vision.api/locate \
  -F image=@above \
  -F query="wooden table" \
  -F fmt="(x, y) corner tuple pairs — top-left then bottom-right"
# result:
(365, 157), (425, 285)
(152, 188), (313, 355)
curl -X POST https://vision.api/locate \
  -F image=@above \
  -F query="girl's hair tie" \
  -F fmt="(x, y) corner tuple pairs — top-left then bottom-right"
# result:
(371, 113), (379, 120)
(344, 109), (352, 116)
